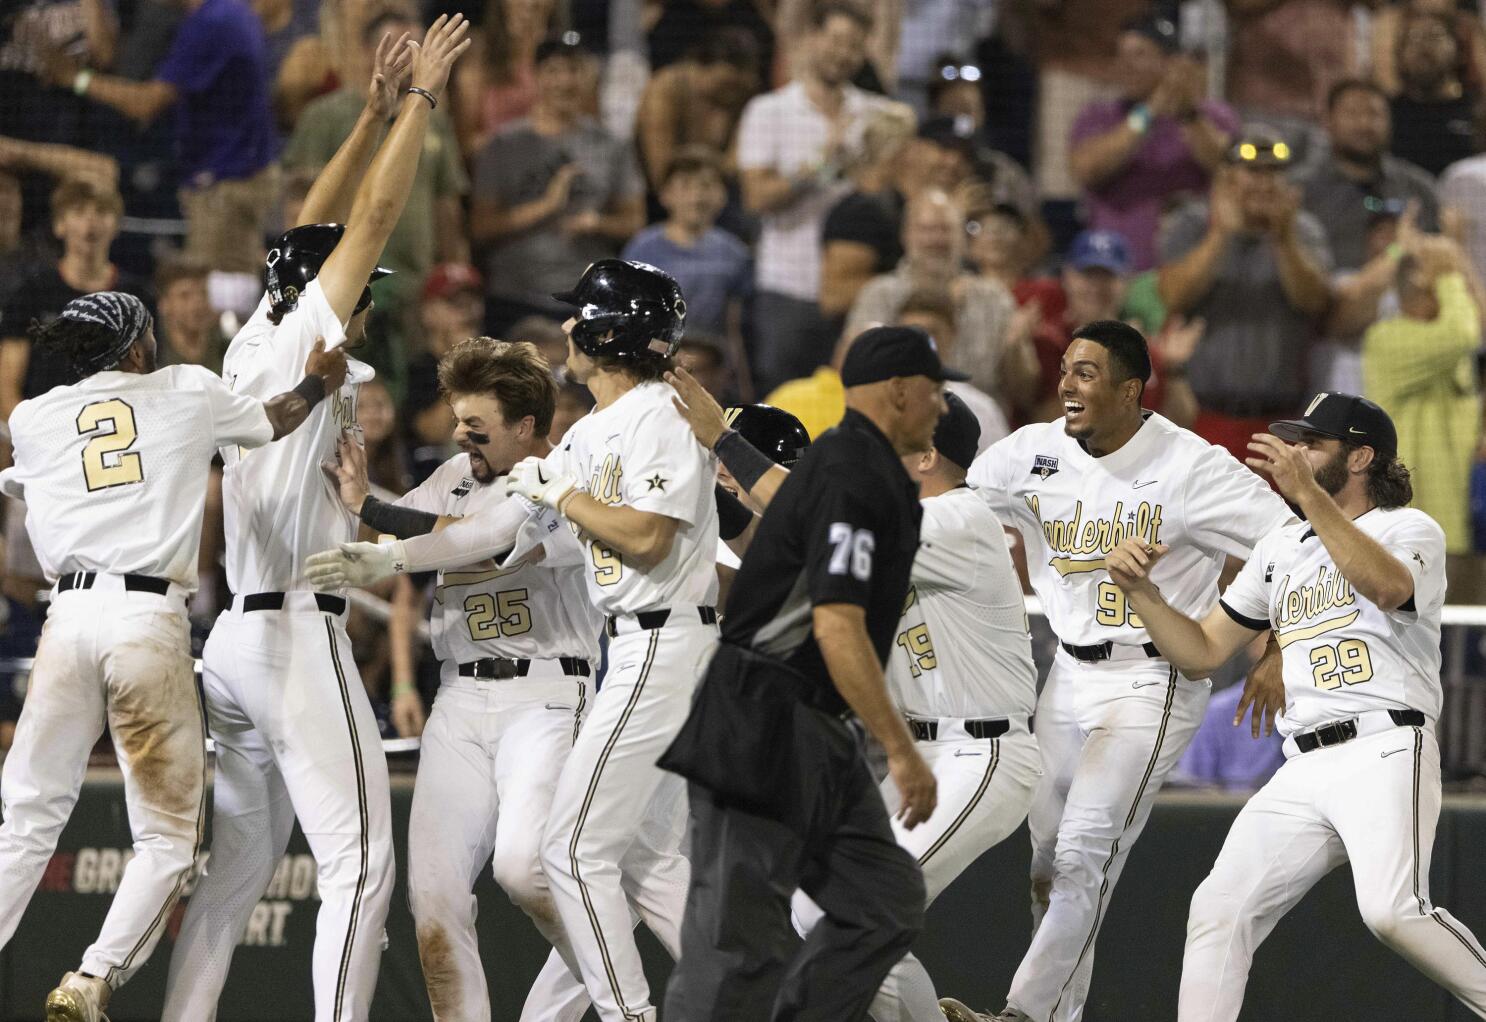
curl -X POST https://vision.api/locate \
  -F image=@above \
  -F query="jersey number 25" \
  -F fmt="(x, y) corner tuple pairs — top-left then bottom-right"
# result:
(77, 399), (144, 492)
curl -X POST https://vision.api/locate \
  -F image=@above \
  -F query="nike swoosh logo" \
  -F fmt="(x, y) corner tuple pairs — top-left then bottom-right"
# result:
(1133, 480), (1158, 489)
(1348, 427), (1366, 435)
(536, 467), (549, 485)
(1381, 748), (1410, 758)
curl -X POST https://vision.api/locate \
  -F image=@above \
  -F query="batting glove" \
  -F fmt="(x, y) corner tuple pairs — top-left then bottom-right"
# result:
(504, 456), (578, 512)
(305, 540), (409, 588)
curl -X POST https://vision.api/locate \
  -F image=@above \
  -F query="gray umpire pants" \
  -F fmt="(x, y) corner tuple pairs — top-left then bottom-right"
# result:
(664, 748), (925, 1022)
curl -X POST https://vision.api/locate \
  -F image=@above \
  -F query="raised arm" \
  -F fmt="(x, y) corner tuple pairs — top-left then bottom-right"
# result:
(297, 30), (414, 226)
(316, 14), (471, 323)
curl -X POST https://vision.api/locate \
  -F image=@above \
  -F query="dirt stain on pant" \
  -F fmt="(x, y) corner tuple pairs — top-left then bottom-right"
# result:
(106, 638), (202, 820)
(417, 924), (463, 1021)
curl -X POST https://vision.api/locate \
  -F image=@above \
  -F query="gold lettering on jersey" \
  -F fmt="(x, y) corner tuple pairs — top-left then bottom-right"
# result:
(901, 586), (918, 613)
(1274, 564), (1360, 649)
(331, 391), (355, 428)
(589, 454), (624, 507)
(1025, 495), (1165, 577)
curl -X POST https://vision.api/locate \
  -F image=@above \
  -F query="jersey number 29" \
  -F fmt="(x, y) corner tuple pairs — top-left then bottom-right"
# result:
(77, 399), (144, 492)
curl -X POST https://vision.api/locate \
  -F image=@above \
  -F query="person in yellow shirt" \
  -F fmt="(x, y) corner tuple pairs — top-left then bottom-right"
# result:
(1363, 234), (1483, 599)
(765, 333), (849, 439)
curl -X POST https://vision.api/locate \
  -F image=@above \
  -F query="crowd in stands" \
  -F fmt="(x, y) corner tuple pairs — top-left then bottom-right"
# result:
(2, 0), (1485, 765)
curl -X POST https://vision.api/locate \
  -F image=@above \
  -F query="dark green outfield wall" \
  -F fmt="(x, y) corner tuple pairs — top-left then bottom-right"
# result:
(5, 777), (1485, 1021)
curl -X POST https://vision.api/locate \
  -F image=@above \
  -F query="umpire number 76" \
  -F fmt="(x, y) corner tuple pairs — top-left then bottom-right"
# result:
(827, 523), (874, 582)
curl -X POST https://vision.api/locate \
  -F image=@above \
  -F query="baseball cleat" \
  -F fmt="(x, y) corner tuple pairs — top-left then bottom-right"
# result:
(44, 972), (111, 1022)
(938, 997), (999, 1021)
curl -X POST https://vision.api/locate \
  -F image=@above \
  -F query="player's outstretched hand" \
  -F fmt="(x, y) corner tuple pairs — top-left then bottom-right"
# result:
(1106, 538), (1168, 595)
(306, 541), (405, 588)
(304, 338), (349, 395)
(504, 456), (578, 512)
(665, 366), (729, 450)
(1246, 433), (1325, 506)
(322, 432), (370, 513)
(407, 13), (472, 103)
(1234, 638), (1285, 738)
(367, 29), (415, 119)
(889, 746), (937, 830)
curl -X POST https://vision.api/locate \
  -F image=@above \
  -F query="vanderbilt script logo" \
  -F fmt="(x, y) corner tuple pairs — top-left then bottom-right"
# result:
(1274, 564), (1359, 649)
(1025, 495), (1165, 577)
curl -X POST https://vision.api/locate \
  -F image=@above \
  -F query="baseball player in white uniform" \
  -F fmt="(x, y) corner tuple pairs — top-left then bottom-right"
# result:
(161, 19), (471, 1022)
(782, 393), (1041, 1022)
(319, 338), (601, 1021)
(309, 259), (718, 1022)
(1107, 392), (1486, 1021)
(952, 321), (1293, 1022)
(0, 292), (345, 1022)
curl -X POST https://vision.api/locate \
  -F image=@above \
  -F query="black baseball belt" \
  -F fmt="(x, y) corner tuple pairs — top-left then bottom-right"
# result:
(58, 571), (171, 595)
(234, 591), (347, 614)
(604, 605), (718, 638)
(458, 656), (591, 680)
(1294, 709), (1425, 753)
(1059, 639), (1161, 663)
(906, 716), (1031, 742)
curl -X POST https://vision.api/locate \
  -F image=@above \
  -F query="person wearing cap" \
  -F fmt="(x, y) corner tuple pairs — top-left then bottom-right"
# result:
(1158, 127), (1333, 463)
(1106, 392), (1486, 1021)
(0, 290), (347, 1022)
(1068, 13), (1240, 270)
(471, 33), (646, 335)
(660, 324), (952, 1020)
(846, 188), (1035, 402)
(953, 320), (1293, 1022)
(1362, 234), (1484, 600)
(284, 8), (473, 397)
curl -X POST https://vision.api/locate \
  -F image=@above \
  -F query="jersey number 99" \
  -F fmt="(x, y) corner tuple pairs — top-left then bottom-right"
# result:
(76, 399), (144, 492)
(465, 589), (534, 640)
(1095, 580), (1144, 629)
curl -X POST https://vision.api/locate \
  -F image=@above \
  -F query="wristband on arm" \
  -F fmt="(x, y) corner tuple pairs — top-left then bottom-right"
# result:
(714, 429), (776, 494)
(292, 375), (328, 409)
(360, 495), (440, 539)
(715, 484), (754, 541)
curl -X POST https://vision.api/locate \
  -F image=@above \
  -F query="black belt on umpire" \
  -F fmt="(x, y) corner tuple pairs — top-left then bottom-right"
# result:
(1059, 639), (1161, 663)
(233, 591), (347, 614)
(1294, 709), (1425, 754)
(906, 715), (1032, 741)
(604, 605), (718, 638)
(458, 656), (591, 680)
(58, 571), (171, 595)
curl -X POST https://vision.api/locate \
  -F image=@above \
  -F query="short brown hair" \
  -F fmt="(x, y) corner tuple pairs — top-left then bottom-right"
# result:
(154, 256), (211, 294)
(661, 145), (726, 189)
(50, 177), (123, 220)
(438, 337), (557, 434)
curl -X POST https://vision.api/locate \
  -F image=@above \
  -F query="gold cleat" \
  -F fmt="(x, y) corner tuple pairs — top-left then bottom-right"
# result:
(44, 972), (111, 1022)
(939, 998), (992, 1022)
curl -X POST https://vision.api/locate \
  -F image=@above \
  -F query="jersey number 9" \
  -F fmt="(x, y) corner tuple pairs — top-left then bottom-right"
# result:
(77, 399), (144, 492)
(591, 542), (623, 586)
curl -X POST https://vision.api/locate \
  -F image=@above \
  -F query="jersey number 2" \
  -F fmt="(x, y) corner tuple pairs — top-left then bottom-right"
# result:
(77, 399), (144, 492)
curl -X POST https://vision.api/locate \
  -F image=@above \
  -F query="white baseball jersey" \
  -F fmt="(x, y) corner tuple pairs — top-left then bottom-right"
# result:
(219, 280), (374, 593)
(888, 486), (1037, 719)
(1219, 506), (1446, 736)
(546, 380), (719, 615)
(968, 413), (1292, 647)
(3, 365), (273, 586)
(396, 453), (602, 668)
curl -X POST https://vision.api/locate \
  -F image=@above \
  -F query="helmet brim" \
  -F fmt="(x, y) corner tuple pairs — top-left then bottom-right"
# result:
(551, 288), (581, 306)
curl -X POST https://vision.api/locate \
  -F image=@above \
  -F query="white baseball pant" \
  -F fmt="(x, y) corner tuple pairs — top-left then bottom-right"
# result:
(408, 666), (590, 1022)
(162, 596), (394, 1022)
(541, 610), (716, 1022)
(1008, 652), (1209, 1022)
(0, 580), (204, 987)
(792, 724), (1042, 1022)
(1180, 724), (1486, 1021)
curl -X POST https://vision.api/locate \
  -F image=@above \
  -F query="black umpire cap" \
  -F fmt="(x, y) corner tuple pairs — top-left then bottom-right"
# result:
(1270, 392), (1398, 459)
(840, 325), (969, 387)
(932, 391), (980, 470)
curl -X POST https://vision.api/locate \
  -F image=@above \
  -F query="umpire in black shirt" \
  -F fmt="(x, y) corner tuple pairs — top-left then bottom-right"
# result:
(661, 326), (958, 1021)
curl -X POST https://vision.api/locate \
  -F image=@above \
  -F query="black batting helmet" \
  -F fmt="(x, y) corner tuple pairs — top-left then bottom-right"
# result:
(723, 404), (810, 467)
(551, 259), (687, 360)
(265, 224), (394, 319)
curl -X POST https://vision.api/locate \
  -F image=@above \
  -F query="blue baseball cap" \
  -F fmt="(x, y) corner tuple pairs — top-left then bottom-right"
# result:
(1067, 230), (1132, 275)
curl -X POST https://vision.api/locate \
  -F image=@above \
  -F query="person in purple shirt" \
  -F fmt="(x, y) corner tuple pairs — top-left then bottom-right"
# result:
(1069, 12), (1239, 270)
(1171, 679), (1286, 791)
(28, 0), (280, 274)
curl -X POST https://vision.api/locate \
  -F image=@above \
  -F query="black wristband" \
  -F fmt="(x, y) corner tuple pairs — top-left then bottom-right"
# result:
(292, 374), (327, 409)
(715, 484), (754, 541)
(714, 429), (776, 495)
(360, 495), (440, 539)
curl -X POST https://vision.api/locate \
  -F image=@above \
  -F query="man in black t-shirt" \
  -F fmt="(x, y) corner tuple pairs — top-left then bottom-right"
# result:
(1390, 10), (1479, 177)
(662, 325), (956, 1021)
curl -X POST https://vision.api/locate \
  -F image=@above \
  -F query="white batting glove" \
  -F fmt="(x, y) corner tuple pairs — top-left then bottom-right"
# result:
(504, 456), (578, 512)
(305, 540), (409, 588)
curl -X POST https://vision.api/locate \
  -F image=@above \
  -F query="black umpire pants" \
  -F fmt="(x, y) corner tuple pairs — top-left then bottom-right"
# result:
(663, 735), (925, 1022)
